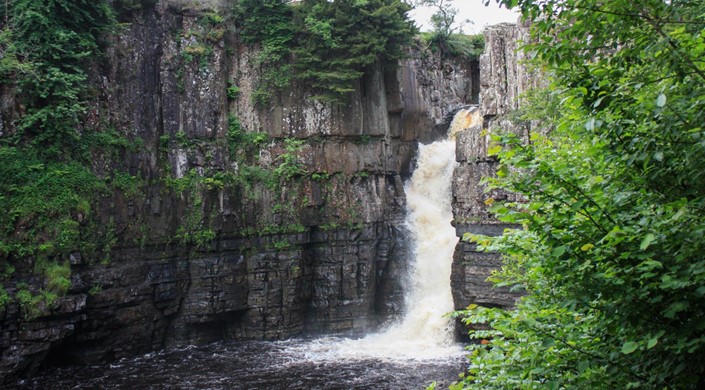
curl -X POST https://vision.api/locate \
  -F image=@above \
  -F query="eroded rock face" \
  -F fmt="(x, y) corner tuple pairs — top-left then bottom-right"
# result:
(0, 0), (478, 381)
(451, 21), (541, 325)
(479, 21), (540, 118)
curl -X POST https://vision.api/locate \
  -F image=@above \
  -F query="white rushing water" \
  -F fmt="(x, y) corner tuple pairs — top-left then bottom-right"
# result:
(285, 108), (481, 362)
(21, 110), (483, 389)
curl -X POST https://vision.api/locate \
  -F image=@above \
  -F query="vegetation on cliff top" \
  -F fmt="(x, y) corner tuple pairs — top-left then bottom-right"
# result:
(455, 0), (705, 388)
(235, 0), (417, 104)
(416, 0), (484, 60)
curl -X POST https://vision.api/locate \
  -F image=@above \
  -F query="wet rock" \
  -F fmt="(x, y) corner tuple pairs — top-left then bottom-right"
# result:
(0, 0), (478, 382)
(451, 20), (540, 328)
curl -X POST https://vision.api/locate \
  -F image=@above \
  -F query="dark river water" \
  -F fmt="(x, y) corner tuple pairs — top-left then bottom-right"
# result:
(14, 337), (467, 389)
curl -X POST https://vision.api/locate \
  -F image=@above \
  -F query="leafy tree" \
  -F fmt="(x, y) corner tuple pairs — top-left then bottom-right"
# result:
(236, 0), (416, 104)
(417, 0), (459, 39)
(416, 0), (480, 59)
(294, 0), (416, 102)
(455, 0), (705, 388)
(7, 0), (115, 158)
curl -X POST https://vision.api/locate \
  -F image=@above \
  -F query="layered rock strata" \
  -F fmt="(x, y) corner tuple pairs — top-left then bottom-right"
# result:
(451, 21), (542, 321)
(0, 0), (478, 380)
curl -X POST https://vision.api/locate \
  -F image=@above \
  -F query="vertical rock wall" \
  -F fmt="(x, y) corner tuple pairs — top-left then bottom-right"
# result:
(0, 0), (478, 380)
(451, 21), (541, 320)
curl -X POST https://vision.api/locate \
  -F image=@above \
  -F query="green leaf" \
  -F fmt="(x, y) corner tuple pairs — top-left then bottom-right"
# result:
(551, 245), (566, 257)
(621, 341), (639, 354)
(640, 233), (656, 250)
(656, 94), (667, 107)
(647, 337), (658, 349)
(487, 144), (502, 156)
(696, 286), (705, 297)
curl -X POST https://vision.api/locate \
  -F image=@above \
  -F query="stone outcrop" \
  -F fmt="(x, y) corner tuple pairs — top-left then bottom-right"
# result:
(0, 0), (478, 381)
(451, 21), (542, 324)
(480, 23), (525, 117)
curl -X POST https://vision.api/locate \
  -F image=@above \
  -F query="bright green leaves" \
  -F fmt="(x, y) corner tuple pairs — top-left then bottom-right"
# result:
(455, 0), (705, 388)
(273, 138), (307, 181)
(487, 144), (503, 156)
(639, 233), (656, 250)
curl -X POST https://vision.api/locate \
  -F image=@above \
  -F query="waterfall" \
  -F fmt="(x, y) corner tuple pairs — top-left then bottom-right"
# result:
(286, 108), (480, 361)
(347, 107), (481, 355)
(390, 138), (458, 344)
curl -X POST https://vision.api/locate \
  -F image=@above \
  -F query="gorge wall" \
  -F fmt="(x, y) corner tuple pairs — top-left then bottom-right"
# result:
(451, 21), (542, 321)
(0, 0), (480, 380)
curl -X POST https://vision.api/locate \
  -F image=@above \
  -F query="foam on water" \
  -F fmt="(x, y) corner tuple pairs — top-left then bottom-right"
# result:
(283, 108), (482, 363)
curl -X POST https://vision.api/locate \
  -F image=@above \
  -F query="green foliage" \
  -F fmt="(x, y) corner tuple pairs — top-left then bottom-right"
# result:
(274, 138), (307, 181)
(443, 33), (484, 60)
(226, 82), (240, 99)
(176, 11), (225, 76)
(235, 0), (292, 45)
(166, 169), (218, 248)
(113, 0), (144, 15)
(234, 0), (295, 106)
(420, 30), (484, 60)
(455, 0), (705, 388)
(227, 114), (269, 164)
(294, 0), (416, 102)
(0, 28), (32, 81)
(0, 0), (138, 316)
(227, 115), (244, 147)
(234, 0), (416, 104)
(417, 0), (458, 39)
(258, 223), (307, 237)
(111, 172), (143, 198)
(0, 147), (107, 261)
(88, 284), (102, 296)
(13, 280), (67, 320)
(357, 134), (371, 144)
(417, 0), (483, 59)
(161, 134), (306, 248)
(8, 0), (115, 158)
(319, 222), (340, 231)
(272, 240), (290, 251)
(0, 286), (10, 311)
(0, 145), (116, 315)
(311, 172), (330, 181)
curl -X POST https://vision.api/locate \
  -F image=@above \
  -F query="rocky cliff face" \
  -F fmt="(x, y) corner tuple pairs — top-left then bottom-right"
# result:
(0, 0), (478, 380)
(451, 21), (541, 324)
